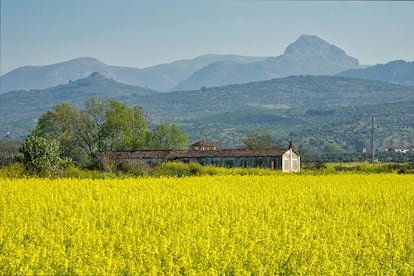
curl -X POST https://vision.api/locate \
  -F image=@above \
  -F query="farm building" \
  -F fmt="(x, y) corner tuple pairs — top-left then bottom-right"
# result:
(378, 145), (413, 153)
(106, 141), (300, 172)
(190, 141), (219, 151)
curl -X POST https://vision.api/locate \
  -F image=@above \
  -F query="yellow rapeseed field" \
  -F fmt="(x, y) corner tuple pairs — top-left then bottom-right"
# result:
(1, 174), (413, 274)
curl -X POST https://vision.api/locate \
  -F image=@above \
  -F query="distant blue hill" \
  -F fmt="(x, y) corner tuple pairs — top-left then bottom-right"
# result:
(337, 60), (414, 86)
(2, 34), (364, 93)
(0, 55), (267, 93)
(172, 35), (360, 91)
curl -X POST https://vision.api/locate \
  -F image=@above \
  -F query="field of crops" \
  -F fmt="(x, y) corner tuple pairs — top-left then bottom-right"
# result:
(1, 174), (413, 274)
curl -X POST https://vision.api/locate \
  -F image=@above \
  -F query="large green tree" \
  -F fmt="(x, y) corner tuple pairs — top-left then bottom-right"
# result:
(36, 102), (82, 161)
(34, 97), (187, 168)
(98, 99), (150, 151)
(36, 97), (151, 166)
(148, 123), (188, 150)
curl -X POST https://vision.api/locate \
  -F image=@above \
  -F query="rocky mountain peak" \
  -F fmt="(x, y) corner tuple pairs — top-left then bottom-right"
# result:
(88, 71), (107, 80)
(284, 35), (327, 52)
(283, 35), (358, 65)
(69, 57), (107, 67)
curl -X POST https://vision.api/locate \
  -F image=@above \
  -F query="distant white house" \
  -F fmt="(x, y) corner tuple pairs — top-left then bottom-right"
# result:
(378, 145), (413, 153)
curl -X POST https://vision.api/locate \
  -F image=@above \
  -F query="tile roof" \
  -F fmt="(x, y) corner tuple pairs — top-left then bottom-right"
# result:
(107, 148), (289, 159)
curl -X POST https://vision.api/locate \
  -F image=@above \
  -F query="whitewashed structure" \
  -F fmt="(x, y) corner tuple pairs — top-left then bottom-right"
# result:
(106, 141), (300, 173)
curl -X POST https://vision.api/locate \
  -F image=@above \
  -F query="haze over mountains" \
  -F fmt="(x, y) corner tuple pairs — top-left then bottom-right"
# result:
(2, 34), (413, 94)
(337, 60), (414, 86)
(1, 34), (413, 150)
(0, 55), (267, 93)
(173, 35), (359, 91)
(1, 35), (365, 93)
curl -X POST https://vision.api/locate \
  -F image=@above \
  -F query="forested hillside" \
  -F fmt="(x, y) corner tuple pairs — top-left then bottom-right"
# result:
(182, 101), (414, 154)
(1, 74), (413, 157)
(338, 60), (414, 86)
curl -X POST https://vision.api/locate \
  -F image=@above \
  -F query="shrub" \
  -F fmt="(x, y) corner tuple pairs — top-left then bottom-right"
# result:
(116, 160), (151, 176)
(0, 162), (27, 178)
(98, 153), (151, 176)
(150, 161), (281, 177)
(303, 160), (327, 170)
(20, 133), (64, 177)
(151, 162), (204, 177)
(0, 140), (22, 167)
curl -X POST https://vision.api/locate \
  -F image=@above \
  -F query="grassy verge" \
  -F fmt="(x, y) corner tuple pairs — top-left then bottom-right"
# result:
(1, 160), (413, 179)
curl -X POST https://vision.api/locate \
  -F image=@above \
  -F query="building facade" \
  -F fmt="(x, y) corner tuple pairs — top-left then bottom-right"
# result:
(107, 142), (300, 173)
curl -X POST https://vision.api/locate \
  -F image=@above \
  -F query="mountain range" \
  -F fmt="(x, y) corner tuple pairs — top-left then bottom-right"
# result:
(1, 72), (413, 149)
(337, 60), (414, 86)
(0, 55), (267, 93)
(173, 35), (359, 91)
(1, 35), (363, 93)
(1, 34), (413, 153)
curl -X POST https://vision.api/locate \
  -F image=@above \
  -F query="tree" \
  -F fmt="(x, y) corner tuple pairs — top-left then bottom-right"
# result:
(79, 97), (151, 155)
(99, 100), (150, 151)
(298, 144), (318, 162)
(242, 131), (273, 149)
(34, 97), (189, 168)
(323, 143), (343, 155)
(148, 123), (188, 150)
(36, 102), (82, 161)
(0, 139), (22, 167)
(19, 132), (63, 176)
(78, 96), (107, 160)
(35, 97), (152, 167)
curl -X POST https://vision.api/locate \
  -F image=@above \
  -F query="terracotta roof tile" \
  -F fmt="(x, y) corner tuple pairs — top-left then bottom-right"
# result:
(106, 148), (289, 159)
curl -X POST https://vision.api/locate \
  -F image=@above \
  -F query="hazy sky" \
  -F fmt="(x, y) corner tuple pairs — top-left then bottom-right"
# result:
(1, 1), (413, 74)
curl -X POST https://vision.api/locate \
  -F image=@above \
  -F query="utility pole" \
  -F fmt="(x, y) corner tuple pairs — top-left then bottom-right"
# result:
(371, 116), (375, 162)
